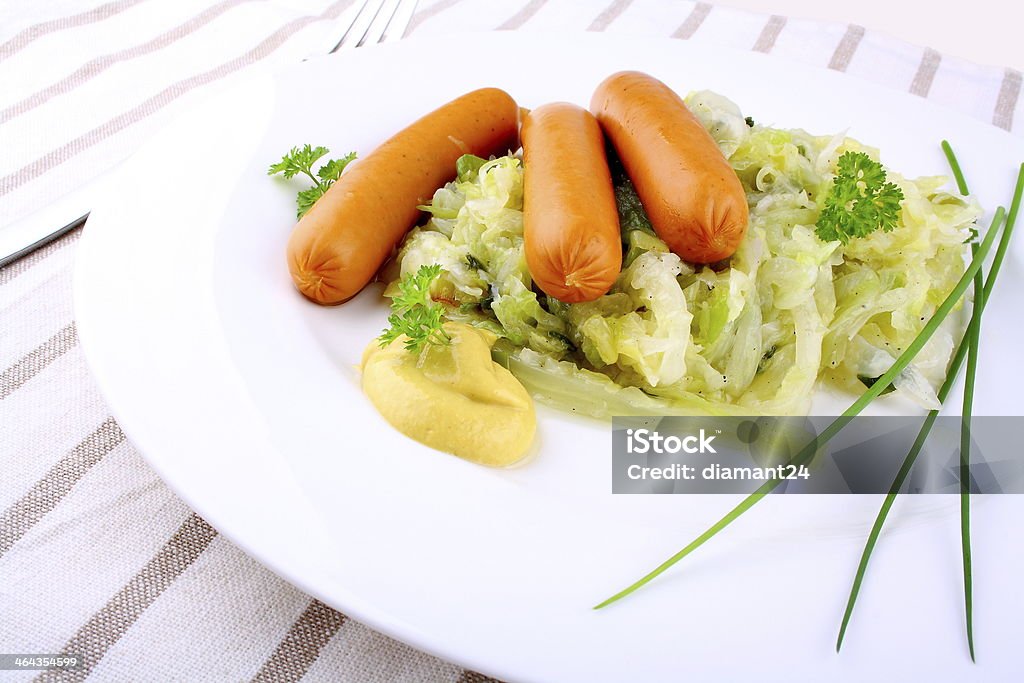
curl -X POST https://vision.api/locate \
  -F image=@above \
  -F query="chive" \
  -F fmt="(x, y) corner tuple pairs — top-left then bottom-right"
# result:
(988, 163), (1024, 304)
(943, 138), (977, 661)
(835, 405), (938, 649)
(958, 160), (1024, 661)
(960, 240), (981, 662)
(941, 140), (970, 195)
(836, 159), (1023, 652)
(594, 205), (1007, 610)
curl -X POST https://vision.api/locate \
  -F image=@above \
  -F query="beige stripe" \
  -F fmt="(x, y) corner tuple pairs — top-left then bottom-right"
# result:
(587, 0), (634, 32)
(35, 514), (218, 683)
(752, 15), (786, 53)
(1, 0), (253, 125)
(909, 47), (942, 97)
(0, 0), (355, 199)
(403, 0), (466, 37)
(670, 2), (711, 40)
(457, 671), (503, 683)
(0, 323), (78, 400)
(993, 68), (1022, 131)
(0, 0), (144, 61)
(0, 418), (124, 558)
(0, 226), (82, 286)
(250, 599), (346, 682)
(828, 24), (865, 71)
(496, 0), (548, 30)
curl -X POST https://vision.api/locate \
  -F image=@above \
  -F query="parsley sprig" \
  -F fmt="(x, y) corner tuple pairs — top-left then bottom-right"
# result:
(267, 144), (356, 218)
(816, 151), (905, 244)
(379, 264), (451, 353)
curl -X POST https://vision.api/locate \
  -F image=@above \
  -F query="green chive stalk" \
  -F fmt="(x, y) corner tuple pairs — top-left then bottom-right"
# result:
(595, 204), (1008, 610)
(960, 244), (981, 661)
(836, 156), (1023, 653)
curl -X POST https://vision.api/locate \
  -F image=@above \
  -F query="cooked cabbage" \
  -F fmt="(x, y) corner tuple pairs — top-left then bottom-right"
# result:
(389, 96), (979, 418)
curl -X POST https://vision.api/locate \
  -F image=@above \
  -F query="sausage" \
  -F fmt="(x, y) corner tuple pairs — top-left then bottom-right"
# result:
(521, 103), (622, 303)
(590, 71), (748, 264)
(287, 88), (519, 305)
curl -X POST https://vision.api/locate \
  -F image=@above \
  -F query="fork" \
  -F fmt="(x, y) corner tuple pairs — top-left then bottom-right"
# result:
(0, 0), (420, 269)
(314, 0), (420, 56)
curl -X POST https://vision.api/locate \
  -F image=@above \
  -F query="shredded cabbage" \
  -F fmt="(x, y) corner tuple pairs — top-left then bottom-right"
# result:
(388, 93), (980, 417)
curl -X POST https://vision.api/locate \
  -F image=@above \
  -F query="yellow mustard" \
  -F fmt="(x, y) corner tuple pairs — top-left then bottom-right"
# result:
(362, 322), (535, 466)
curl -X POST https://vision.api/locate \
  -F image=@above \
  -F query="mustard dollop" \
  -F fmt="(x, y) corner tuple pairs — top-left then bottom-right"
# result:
(361, 322), (536, 466)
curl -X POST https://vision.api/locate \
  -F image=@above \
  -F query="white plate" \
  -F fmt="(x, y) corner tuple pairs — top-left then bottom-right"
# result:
(75, 32), (1024, 682)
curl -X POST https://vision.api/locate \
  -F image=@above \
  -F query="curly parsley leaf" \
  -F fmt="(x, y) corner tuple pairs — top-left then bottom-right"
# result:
(268, 144), (357, 219)
(815, 151), (905, 244)
(295, 186), (325, 220)
(379, 264), (451, 353)
(317, 152), (357, 184)
(268, 144), (329, 180)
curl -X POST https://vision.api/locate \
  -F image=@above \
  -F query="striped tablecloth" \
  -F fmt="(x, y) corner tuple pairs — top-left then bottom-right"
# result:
(1, 1), (1021, 681)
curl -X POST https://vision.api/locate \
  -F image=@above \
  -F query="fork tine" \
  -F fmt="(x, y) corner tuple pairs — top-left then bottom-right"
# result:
(356, 0), (401, 48)
(380, 0), (420, 43)
(309, 0), (369, 57)
(329, 0), (387, 53)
